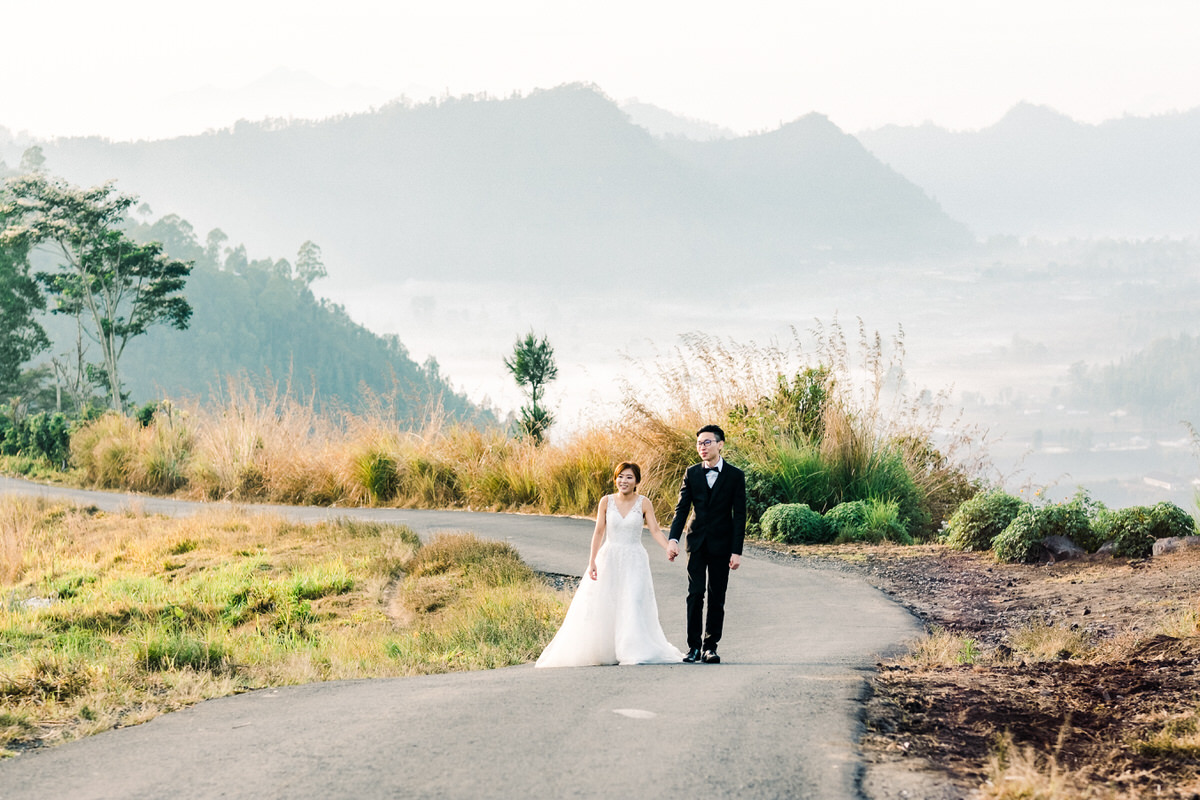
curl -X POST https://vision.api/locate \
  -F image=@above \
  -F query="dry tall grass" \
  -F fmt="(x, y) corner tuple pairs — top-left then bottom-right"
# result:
(619, 323), (984, 535)
(63, 322), (984, 535)
(0, 498), (44, 584)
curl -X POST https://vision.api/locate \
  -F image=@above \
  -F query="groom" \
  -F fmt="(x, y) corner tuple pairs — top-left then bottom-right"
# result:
(666, 424), (746, 664)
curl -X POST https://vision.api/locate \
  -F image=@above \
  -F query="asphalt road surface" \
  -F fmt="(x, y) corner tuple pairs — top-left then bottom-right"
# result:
(0, 477), (922, 799)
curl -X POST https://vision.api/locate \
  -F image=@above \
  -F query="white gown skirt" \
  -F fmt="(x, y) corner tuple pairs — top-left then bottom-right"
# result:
(536, 538), (683, 668)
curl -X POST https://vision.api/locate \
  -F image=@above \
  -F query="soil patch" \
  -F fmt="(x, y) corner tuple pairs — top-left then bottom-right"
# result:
(755, 542), (1200, 799)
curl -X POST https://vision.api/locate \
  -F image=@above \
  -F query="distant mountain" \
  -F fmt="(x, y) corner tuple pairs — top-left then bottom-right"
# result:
(858, 103), (1200, 239)
(31, 84), (972, 291)
(659, 113), (972, 258)
(148, 68), (397, 140)
(619, 100), (737, 141)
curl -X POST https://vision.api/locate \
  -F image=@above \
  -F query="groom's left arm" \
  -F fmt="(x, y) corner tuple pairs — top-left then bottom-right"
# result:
(730, 468), (747, 565)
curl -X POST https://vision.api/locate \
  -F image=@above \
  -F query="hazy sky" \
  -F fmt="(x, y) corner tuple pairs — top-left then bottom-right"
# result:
(6, 0), (1200, 141)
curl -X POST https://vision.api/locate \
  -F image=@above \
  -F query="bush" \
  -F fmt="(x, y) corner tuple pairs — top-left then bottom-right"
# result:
(759, 503), (833, 544)
(992, 508), (1045, 563)
(861, 499), (913, 545)
(71, 412), (141, 488)
(825, 500), (868, 537)
(984, 490), (1104, 561)
(1150, 501), (1199, 539)
(744, 466), (787, 538)
(0, 409), (73, 466)
(1095, 501), (1198, 558)
(1039, 490), (1100, 552)
(945, 489), (1028, 552)
(827, 499), (912, 545)
(1097, 506), (1157, 558)
(350, 447), (399, 504)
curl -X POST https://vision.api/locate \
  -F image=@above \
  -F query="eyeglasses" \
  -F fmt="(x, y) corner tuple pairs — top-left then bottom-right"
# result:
(696, 439), (718, 448)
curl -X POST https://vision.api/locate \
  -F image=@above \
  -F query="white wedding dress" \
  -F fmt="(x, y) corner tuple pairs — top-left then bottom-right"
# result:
(536, 495), (684, 667)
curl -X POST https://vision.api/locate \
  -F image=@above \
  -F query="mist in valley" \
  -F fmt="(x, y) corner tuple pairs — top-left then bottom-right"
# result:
(331, 236), (1200, 512)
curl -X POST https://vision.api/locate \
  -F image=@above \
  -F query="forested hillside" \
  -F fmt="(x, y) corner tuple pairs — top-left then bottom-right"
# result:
(1068, 332), (1200, 425)
(25, 210), (486, 422)
(32, 84), (972, 291)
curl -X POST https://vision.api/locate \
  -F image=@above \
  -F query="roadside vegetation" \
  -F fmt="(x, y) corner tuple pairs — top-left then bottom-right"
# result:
(4, 322), (984, 549)
(0, 496), (562, 755)
(946, 487), (1197, 562)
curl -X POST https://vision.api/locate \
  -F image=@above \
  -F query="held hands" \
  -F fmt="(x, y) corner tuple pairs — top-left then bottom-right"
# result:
(666, 540), (679, 562)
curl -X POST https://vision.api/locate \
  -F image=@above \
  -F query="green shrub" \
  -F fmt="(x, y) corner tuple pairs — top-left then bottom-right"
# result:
(992, 508), (1046, 563)
(826, 500), (867, 538)
(1095, 501), (1197, 558)
(726, 367), (831, 447)
(1150, 501), (1199, 539)
(748, 441), (930, 539)
(350, 448), (399, 503)
(744, 466), (787, 538)
(0, 409), (72, 466)
(945, 489), (1028, 552)
(828, 499), (912, 544)
(759, 503), (833, 544)
(1096, 506), (1156, 558)
(988, 490), (1105, 562)
(861, 499), (913, 545)
(857, 449), (930, 540)
(760, 442), (833, 511)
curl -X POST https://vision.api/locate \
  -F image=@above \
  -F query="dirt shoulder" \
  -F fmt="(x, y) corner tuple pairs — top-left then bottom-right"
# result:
(751, 542), (1200, 799)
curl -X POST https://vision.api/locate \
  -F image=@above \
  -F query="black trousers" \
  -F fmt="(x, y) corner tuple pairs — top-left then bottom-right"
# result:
(686, 542), (731, 651)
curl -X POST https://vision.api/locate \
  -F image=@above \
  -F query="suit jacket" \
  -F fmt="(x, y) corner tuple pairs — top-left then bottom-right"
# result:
(668, 461), (747, 556)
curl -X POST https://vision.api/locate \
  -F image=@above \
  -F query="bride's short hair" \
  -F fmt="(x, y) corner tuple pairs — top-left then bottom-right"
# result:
(613, 461), (642, 483)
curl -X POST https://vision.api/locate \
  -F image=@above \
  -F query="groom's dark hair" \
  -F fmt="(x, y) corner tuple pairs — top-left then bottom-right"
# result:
(696, 424), (725, 442)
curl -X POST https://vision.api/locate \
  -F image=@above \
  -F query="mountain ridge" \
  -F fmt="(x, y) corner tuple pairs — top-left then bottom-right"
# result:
(859, 103), (1200, 239)
(28, 84), (973, 290)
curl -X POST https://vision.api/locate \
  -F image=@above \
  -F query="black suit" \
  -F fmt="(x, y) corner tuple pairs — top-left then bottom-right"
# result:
(668, 461), (747, 651)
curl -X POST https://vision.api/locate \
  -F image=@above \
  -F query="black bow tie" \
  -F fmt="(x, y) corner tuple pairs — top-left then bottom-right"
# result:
(706, 467), (720, 475)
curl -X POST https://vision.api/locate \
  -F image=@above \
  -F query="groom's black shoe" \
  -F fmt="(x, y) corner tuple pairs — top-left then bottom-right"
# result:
(683, 648), (702, 663)
(701, 649), (720, 664)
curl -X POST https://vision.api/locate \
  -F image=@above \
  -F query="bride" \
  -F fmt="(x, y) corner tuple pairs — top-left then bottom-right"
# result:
(536, 461), (684, 667)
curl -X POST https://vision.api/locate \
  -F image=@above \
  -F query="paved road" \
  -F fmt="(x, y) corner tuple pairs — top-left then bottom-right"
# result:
(0, 477), (922, 799)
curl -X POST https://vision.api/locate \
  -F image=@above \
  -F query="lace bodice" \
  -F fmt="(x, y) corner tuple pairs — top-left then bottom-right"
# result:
(605, 495), (645, 547)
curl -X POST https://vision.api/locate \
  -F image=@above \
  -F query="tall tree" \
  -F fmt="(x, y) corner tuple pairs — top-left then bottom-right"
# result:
(0, 200), (49, 394)
(504, 330), (558, 444)
(204, 228), (228, 269)
(295, 240), (327, 286)
(0, 175), (193, 412)
(18, 145), (46, 175)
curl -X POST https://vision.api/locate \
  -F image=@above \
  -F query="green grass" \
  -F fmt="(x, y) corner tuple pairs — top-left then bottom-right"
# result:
(0, 497), (565, 755)
(1134, 709), (1200, 760)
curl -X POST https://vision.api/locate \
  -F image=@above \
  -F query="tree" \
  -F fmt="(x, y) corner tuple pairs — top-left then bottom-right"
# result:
(224, 243), (248, 274)
(504, 331), (558, 444)
(295, 240), (327, 286)
(18, 145), (46, 175)
(204, 228), (228, 269)
(0, 201), (49, 394)
(0, 175), (193, 413)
